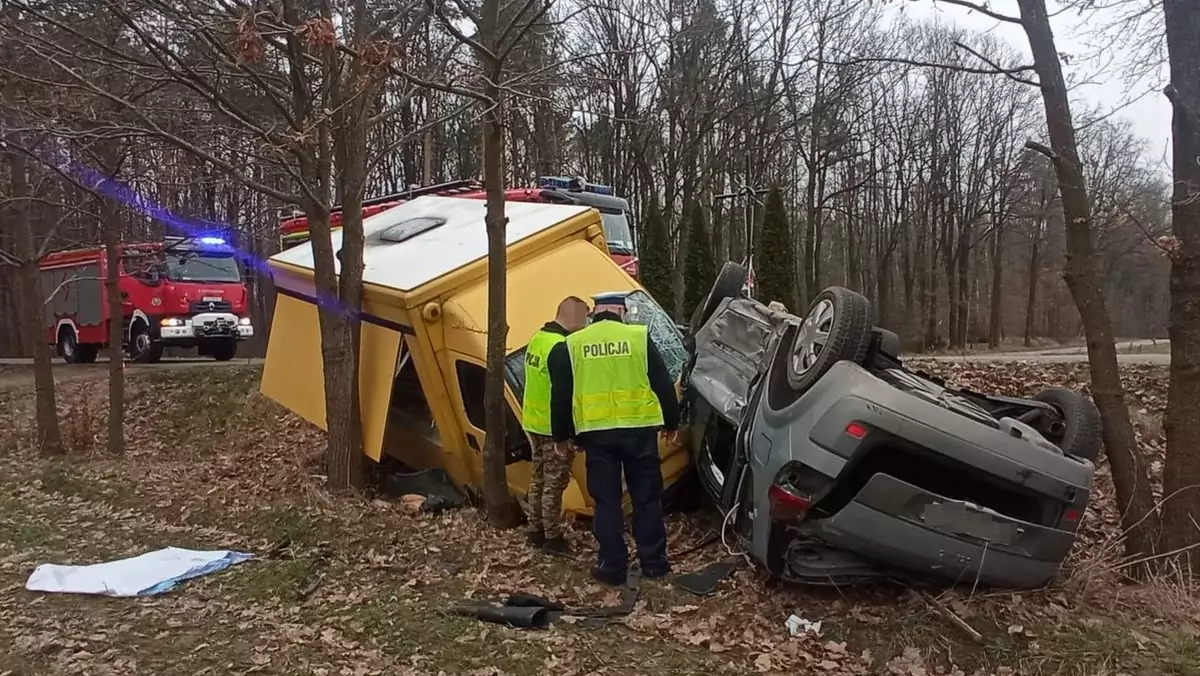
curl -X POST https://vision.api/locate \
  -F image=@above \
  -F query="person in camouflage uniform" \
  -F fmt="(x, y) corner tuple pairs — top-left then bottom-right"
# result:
(523, 296), (590, 556)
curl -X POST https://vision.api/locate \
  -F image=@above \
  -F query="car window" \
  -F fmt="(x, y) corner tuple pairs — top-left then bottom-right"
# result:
(625, 290), (688, 380)
(505, 350), (527, 400)
(504, 292), (687, 388)
(455, 360), (487, 429)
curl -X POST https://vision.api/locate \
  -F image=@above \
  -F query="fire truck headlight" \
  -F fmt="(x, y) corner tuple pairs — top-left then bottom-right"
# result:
(238, 317), (251, 326)
(160, 317), (185, 327)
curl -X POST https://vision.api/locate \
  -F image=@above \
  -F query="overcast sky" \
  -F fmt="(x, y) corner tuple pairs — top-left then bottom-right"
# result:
(884, 0), (1172, 174)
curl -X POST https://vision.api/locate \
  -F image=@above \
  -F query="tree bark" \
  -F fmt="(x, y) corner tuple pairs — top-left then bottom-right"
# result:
(989, 217), (1004, 349)
(9, 147), (65, 457)
(1024, 227), (1041, 348)
(1016, 0), (1158, 557)
(1159, 0), (1200, 563)
(479, 0), (522, 529)
(101, 184), (124, 456)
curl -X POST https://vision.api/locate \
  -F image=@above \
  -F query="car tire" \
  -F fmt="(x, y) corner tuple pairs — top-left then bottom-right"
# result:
(688, 261), (748, 336)
(208, 340), (238, 362)
(1033, 387), (1103, 462)
(873, 327), (901, 359)
(59, 327), (98, 364)
(129, 322), (163, 364)
(785, 286), (873, 392)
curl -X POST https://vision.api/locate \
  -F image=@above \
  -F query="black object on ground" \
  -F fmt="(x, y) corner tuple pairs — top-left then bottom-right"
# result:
(380, 467), (466, 511)
(451, 569), (643, 629)
(673, 557), (742, 596)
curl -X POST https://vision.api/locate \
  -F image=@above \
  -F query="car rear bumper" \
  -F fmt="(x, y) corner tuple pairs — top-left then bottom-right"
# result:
(811, 473), (1073, 588)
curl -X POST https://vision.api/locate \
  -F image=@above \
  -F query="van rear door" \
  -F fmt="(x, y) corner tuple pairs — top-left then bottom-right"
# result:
(260, 293), (401, 461)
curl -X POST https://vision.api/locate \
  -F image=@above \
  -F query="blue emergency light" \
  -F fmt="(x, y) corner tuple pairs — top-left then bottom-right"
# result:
(199, 236), (227, 246)
(538, 176), (615, 196)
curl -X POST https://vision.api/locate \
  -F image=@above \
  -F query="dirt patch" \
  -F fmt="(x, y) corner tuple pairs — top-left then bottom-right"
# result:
(1, 364), (1196, 675)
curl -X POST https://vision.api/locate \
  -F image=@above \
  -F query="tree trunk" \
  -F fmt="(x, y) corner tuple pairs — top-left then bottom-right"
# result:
(1024, 229), (1041, 347)
(1016, 0), (1158, 557)
(1159, 0), (1200, 563)
(308, 197), (365, 493)
(989, 219), (1004, 349)
(102, 190), (124, 456)
(9, 148), (64, 457)
(479, 0), (522, 529)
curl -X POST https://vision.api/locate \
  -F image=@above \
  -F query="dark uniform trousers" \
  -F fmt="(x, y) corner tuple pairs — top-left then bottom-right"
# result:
(581, 427), (669, 575)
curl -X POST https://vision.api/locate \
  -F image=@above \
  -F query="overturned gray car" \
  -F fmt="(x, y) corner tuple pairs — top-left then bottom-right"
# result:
(684, 262), (1099, 589)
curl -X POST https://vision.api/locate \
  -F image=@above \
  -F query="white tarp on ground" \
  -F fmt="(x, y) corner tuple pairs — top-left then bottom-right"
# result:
(25, 547), (253, 597)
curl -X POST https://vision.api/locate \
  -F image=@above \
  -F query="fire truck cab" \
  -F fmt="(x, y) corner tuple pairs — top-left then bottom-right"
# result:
(39, 235), (254, 363)
(278, 176), (640, 276)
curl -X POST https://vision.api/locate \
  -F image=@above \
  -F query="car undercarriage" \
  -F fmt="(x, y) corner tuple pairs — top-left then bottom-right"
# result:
(684, 262), (1100, 589)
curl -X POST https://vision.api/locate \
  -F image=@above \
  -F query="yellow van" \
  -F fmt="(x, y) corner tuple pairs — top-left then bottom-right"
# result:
(260, 196), (691, 515)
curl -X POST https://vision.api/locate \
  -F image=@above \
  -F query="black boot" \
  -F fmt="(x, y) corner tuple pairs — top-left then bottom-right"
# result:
(590, 566), (627, 587)
(541, 536), (572, 558)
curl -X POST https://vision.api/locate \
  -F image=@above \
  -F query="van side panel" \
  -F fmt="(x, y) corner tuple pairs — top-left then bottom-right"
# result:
(443, 238), (640, 354)
(261, 294), (326, 428)
(260, 293), (402, 462)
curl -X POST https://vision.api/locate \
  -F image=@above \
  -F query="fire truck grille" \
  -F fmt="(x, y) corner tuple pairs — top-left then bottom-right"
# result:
(189, 300), (232, 314)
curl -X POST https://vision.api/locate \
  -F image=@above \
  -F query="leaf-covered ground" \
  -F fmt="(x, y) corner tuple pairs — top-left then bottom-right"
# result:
(0, 362), (1197, 676)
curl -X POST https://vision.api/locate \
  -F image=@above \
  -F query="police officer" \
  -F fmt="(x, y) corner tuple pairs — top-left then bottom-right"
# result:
(549, 292), (681, 586)
(522, 296), (590, 556)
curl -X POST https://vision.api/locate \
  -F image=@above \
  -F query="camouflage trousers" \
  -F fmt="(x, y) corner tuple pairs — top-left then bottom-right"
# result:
(527, 434), (577, 539)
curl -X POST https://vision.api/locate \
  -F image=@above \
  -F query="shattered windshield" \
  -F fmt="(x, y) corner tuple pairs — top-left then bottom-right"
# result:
(505, 291), (687, 398)
(625, 290), (687, 380)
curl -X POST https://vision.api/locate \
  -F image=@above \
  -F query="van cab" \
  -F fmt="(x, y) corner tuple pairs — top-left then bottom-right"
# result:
(260, 196), (690, 515)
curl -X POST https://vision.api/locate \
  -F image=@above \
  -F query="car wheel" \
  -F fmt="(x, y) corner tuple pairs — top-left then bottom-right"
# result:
(688, 261), (748, 336)
(129, 322), (163, 364)
(59, 327), (98, 364)
(785, 286), (873, 392)
(208, 339), (238, 362)
(1033, 388), (1102, 462)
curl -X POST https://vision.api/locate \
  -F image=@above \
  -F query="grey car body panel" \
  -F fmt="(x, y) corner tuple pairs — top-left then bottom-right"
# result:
(689, 297), (792, 422)
(689, 300), (1095, 589)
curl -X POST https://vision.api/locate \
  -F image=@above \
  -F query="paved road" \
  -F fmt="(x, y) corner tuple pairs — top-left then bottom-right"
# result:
(0, 357), (264, 369)
(0, 339), (1171, 369)
(926, 339), (1170, 365)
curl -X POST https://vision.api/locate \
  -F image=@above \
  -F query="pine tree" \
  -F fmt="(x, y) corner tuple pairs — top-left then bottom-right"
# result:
(637, 200), (674, 312)
(756, 187), (797, 310)
(683, 202), (717, 319)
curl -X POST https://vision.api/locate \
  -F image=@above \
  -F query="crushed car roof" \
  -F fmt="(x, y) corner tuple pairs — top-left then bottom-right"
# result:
(269, 196), (591, 292)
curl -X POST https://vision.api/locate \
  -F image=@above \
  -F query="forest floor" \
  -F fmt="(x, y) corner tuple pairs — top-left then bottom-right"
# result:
(1, 363), (1197, 676)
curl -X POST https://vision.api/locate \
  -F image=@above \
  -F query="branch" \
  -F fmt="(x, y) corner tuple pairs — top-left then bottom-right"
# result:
(497, 0), (554, 64)
(1025, 140), (1058, 161)
(429, 0), (497, 63)
(934, 0), (1024, 25)
(952, 41), (1039, 87)
(816, 55), (1037, 84)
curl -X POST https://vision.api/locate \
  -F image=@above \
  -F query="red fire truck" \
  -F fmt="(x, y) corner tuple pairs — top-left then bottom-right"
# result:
(39, 235), (254, 364)
(278, 177), (641, 276)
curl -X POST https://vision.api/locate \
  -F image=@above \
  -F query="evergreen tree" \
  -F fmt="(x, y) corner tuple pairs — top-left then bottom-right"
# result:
(683, 201), (717, 319)
(756, 187), (797, 310)
(637, 200), (674, 312)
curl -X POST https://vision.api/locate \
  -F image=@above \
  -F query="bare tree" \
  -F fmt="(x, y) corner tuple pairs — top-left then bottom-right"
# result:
(1007, 0), (1158, 555)
(1160, 0), (1200, 563)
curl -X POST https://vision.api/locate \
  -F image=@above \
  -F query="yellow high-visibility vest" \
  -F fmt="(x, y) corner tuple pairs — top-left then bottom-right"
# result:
(566, 321), (664, 433)
(521, 329), (566, 435)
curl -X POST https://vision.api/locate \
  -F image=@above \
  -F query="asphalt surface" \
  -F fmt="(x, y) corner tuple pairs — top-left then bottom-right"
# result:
(924, 339), (1170, 365)
(0, 339), (1170, 369)
(0, 356), (265, 369)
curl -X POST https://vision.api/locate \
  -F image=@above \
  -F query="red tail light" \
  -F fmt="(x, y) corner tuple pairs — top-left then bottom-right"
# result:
(845, 422), (868, 440)
(769, 484), (812, 522)
(1063, 507), (1081, 523)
